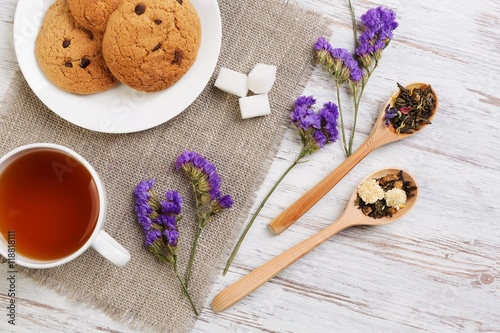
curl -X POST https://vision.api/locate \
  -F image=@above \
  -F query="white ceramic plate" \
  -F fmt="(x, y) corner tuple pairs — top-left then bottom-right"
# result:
(13, 0), (221, 133)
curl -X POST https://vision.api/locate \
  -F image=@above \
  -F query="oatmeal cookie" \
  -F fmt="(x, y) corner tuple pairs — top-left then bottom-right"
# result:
(35, 0), (117, 95)
(102, 0), (201, 92)
(68, 0), (121, 33)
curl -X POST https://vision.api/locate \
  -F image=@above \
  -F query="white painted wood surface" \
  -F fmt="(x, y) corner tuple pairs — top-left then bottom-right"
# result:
(1, 0), (500, 332)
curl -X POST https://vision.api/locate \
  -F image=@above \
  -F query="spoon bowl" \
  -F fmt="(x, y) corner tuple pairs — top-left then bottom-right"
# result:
(351, 168), (418, 226)
(211, 168), (418, 313)
(268, 82), (435, 234)
(386, 82), (438, 135)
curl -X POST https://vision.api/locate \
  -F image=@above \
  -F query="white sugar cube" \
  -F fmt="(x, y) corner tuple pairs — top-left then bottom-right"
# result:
(214, 67), (248, 97)
(239, 94), (271, 119)
(248, 63), (277, 94)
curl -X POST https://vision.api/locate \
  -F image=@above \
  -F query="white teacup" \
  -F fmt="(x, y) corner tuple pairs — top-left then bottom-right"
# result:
(0, 143), (130, 268)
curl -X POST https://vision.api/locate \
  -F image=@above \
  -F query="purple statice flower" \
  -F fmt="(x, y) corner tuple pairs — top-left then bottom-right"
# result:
(208, 173), (221, 201)
(384, 105), (399, 127)
(157, 214), (177, 229)
(161, 190), (183, 215)
(201, 160), (221, 199)
(176, 151), (233, 217)
(156, 216), (180, 248)
(291, 96), (340, 154)
(319, 102), (340, 143)
(192, 154), (206, 169)
(217, 194), (234, 209)
(291, 95), (321, 130)
(176, 151), (222, 201)
(314, 37), (332, 52)
(132, 181), (197, 316)
(134, 181), (183, 257)
(361, 6), (398, 31)
(175, 151), (197, 170)
(164, 229), (179, 247)
(133, 178), (155, 202)
(341, 51), (363, 82)
(177, 151), (233, 288)
(135, 203), (154, 231)
(312, 130), (327, 148)
(160, 201), (180, 216)
(212, 194), (234, 214)
(314, 38), (362, 83)
(295, 95), (316, 108)
(356, 6), (398, 64)
(159, 190), (182, 248)
(202, 161), (216, 176)
(314, 37), (334, 65)
(145, 229), (162, 248)
(166, 190), (182, 205)
(134, 178), (157, 231)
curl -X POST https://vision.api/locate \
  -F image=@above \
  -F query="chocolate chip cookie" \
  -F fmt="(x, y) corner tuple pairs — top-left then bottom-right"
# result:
(68, 0), (121, 33)
(102, 0), (201, 92)
(35, 0), (118, 95)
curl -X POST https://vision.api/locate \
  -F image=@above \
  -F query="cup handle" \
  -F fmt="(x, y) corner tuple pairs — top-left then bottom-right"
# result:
(92, 230), (131, 266)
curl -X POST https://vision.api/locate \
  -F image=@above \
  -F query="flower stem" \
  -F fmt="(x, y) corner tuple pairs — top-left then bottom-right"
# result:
(174, 256), (199, 317)
(222, 158), (301, 276)
(348, 86), (359, 155)
(348, 60), (378, 155)
(335, 82), (349, 157)
(185, 224), (203, 287)
(347, 0), (358, 48)
(357, 60), (377, 105)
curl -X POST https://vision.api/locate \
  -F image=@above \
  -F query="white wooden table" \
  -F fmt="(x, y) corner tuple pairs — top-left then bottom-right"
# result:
(1, 0), (500, 332)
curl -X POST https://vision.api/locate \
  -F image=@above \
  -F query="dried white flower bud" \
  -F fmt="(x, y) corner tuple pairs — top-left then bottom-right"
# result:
(384, 188), (407, 209)
(357, 178), (384, 204)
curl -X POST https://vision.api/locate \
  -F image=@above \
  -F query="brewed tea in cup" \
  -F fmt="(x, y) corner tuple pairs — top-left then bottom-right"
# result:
(0, 143), (130, 268)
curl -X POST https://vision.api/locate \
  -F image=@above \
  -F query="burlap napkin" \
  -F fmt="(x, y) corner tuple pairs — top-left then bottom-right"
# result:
(0, 0), (332, 332)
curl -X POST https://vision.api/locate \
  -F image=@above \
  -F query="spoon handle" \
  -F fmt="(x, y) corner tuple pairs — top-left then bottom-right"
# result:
(268, 137), (377, 235)
(211, 217), (354, 313)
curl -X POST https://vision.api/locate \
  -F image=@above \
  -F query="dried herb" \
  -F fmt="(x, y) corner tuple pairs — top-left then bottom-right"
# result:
(356, 170), (416, 218)
(385, 83), (436, 134)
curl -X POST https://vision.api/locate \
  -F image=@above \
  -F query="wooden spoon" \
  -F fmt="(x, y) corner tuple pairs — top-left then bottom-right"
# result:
(211, 168), (418, 313)
(268, 82), (436, 235)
